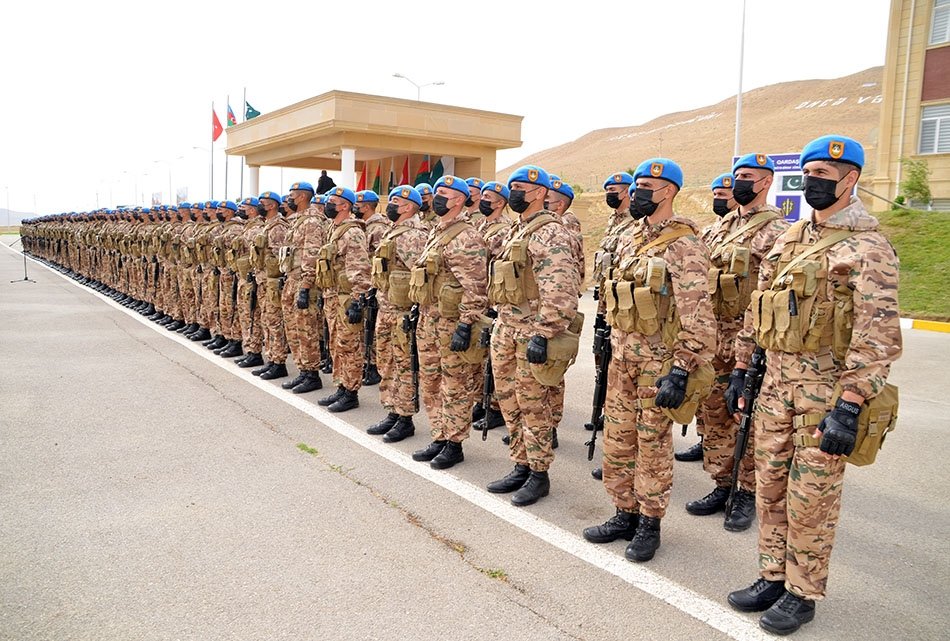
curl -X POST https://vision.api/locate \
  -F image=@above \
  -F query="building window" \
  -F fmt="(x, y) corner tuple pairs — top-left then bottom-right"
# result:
(933, 0), (950, 45)
(919, 104), (950, 153)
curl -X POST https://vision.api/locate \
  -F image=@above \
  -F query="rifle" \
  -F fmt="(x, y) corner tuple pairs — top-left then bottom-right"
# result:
(725, 346), (767, 515)
(248, 275), (259, 338)
(318, 293), (332, 373)
(478, 322), (495, 441)
(362, 289), (379, 380)
(585, 315), (612, 461)
(403, 304), (420, 414)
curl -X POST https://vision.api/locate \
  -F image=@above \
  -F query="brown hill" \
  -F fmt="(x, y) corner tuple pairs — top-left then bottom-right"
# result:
(498, 66), (883, 194)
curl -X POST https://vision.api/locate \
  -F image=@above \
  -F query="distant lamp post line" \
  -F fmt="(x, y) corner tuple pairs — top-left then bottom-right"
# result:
(734, 0), (747, 158)
(392, 73), (445, 101)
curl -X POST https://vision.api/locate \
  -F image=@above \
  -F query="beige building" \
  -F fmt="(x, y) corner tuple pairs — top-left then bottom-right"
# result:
(873, 0), (950, 210)
(225, 91), (523, 194)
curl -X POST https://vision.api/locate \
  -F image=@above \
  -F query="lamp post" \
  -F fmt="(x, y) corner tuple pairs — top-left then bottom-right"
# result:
(392, 73), (445, 101)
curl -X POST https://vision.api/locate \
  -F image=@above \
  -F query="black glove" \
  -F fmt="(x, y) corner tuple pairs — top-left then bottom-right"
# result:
(246, 272), (254, 283)
(818, 398), (861, 456)
(296, 288), (310, 309)
(450, 323), (472, 352)
(724, 368), (747, 415)
(655, 366), (689, 409)
(594, 313), (607, 331)
(485, 308), (498, 320)
(346, 298), (363, 324)
(526, 335), (547, 364)
(593, 286), (600, 301)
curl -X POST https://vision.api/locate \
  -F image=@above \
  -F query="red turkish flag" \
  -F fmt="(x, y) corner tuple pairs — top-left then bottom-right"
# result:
(356, 163), (367, 191)
(212, 108), (224, 142)
(399, 156), (409, 185)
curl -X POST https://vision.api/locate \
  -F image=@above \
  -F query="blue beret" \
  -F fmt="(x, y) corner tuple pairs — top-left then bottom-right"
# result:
(179, 202), (192, 209)
(328, 186), (357, 204)
(465, 177), (484, 190)
(220, 200), (238, 212)
(506, 165), (551, 189)
(711, 173), (735, 191)
(633, 158), (684, 189)
(549, 176), (575, 201)
(800, 134), (864, 170)
(281, 195), (290, 203)
(242, 197), (260, 207)
(169, 206), (180, 212)
(290, 181), (315, 193)
(259, 191), (281, 204)
(318, 194), (329, 205)
(416, 183), (433, 197)
(389, 184), (423, 207)
(310, 195), (318, 204)
(434, 175), (470, 199)
(603, 172), (634, 189)
(142, 207), (151, 214)
(356, 190), (380, 203)
(732, 153), (775, 174)
(480, 181), (509, 201)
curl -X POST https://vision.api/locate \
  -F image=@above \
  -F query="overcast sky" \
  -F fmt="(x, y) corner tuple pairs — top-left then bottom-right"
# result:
(1, 0), (891, 215)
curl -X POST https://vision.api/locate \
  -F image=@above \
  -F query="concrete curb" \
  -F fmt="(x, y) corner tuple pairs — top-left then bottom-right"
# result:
(900, 318), (950, 333)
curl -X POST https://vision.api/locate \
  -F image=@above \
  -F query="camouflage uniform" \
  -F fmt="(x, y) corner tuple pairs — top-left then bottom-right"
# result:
(364, 211), (392, 371)
(698, 204), (789, 493)
(491, 211), (579, 472)
(236, 217), (266, 354)
(734, 198), (901, 599)
(217, 217), (246, 343)
(602, 216), (716, 518)
(280, 206), (329, 372)
(254, 215), (289, 365)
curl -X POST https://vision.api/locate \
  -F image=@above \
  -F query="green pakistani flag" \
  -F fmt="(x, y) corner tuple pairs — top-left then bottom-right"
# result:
(429, 157), (444, 183)
(245, 101), (261, 120)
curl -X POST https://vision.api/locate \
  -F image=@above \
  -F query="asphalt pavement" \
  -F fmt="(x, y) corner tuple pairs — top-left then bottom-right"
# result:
(1, 238), (947, 641)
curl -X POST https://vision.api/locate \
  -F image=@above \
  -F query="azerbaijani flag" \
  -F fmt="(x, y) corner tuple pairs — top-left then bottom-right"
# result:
(226, 104), (237, 127)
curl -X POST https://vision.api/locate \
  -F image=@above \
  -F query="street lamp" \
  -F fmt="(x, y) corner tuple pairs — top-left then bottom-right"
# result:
(392, 73), (445, 101)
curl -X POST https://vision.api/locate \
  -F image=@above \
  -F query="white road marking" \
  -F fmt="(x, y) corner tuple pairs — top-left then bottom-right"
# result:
(4, 242), (771, 641)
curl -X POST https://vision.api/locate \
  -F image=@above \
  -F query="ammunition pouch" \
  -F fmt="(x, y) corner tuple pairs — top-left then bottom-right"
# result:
(639, 359), (715, 424)
(518, 313), (585, 386)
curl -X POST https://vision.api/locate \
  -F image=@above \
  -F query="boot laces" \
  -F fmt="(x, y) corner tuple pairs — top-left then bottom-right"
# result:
(775, 592), (802, 614)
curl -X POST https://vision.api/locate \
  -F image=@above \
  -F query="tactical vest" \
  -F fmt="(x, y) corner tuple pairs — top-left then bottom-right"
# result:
(593, 217), (635, 284)
(408, 221), (469, 319)
(604, 224), (694, 344)
(707, 210), (780, 319)
(316, 221), (360, 292)
(750, 220), (857, 358)
(487, 214), (557, 306)
(372, 226), (414, 309)
(251, 219), (286, 278)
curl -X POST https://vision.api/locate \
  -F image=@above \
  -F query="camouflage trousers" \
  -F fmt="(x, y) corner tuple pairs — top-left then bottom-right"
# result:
(491, 322), (558, 472)
(325, 293), (363, 391)
(753, 358), (843, 600)
(178, 266), (196, 324)
(280, 271), (322, 372)
(218, 270), (239, 340)
(237, 276), (263, 353)
(417, 311), (481, 443)
(383, 309), (416, 417)
(697, 321), (755, 492)
(260, 277), (287, 364)
(602, 357), (673, 519)
(199, 267), (219, 334)
(376, 308), (396, 411)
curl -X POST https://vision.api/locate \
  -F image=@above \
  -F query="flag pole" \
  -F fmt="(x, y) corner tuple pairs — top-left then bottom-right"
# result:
(240, 87), (246, 198)
(210, 101), (215, 199)
(733, 0), (747, 158)
(224, 94), (230, 201)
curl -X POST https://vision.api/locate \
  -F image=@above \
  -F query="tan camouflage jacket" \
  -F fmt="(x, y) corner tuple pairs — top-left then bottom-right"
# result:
(377, 215), (428, 312)
(735, 198), (902, 398)
(287, 206), (330, 290)
(364, 212), (391, 257)
(478, 214), (513, 263)
(325, 218), (370, 297)
(596, 210), (637, 314)
(421, 210), (488, 325)
(556, 209), (586, 289)
(217, 218), (245, 270)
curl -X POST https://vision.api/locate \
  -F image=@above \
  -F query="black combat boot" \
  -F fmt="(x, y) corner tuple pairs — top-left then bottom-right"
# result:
(486, 464), (530, 494)
(165, 319), (184, 331)
(148, 310), (164, 321)
(412, 440), (446, 462)
(361, 363), (381, 386)
(327, 388), (358, 413)
(367, 412), (399, 436)
(214, 339), (233, 354)
(759, 591), (815, 635)
(282, 372), (307, 390)
(502, 434), (510, 445)
(430, 440), (463, 469)
(318, 386), (345, 407)
(591, 467), (603, 480)
(205, 335), (226, 349)
(140, 303), (155, 316)
(471, 402), (486, 423)
(237, 352), (263, 368)
(292, 371), (323, 394)
(674, 438), (704, 462)
(383, 416), (415, 443)
(218, 341), (243, 359)
(625, 516), (661, 562)
(484, 407), (505, 430)
(260, 362), (288, 380)
(728, 578), (786, 612)
(511, 471), (550, 507)
(582, 509), (639, 543)
(724, 490), (756, 532)
(252, 361), (274, 377)
(189, 327), (211, 342)
(174, 321), (191, 333)
(552, 427), (559, 449)
(156, 314), (173, 325)
(686, 486), (730, 516)
(319, 358), (333, 374)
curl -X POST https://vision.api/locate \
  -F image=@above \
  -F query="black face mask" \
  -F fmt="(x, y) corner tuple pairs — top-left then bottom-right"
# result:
(189, 213), (197, 221)
(216, 213), (226, 222)
(630, 188), (659, 219)
(605, 191), (623, 210)
(803, 175), (845, 211)
(432, 195), (451, 217)
(386, 203), (401, 222)
(478, 199), (495, 217)
(465, 196), (475, 208)
(732, 178), (760, 206)
(256, 205), (267, 217)
(543, 200), (551, 211)
(287, 200), (298, 213)
(508, 189), (530, 214)
(712, 198), (733, 217)
(419, 201), (430, 213)
(325, 202), (338, 219)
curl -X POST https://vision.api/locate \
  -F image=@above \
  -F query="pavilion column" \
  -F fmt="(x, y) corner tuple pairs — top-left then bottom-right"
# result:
(249, 165), (260, 196)
(341, 147), (357, 188)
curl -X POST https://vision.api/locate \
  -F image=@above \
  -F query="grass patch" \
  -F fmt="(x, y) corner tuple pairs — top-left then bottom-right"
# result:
(296, 442), (319, 456)
(478, 567), (509, 582)
(877, 209), (950, 321)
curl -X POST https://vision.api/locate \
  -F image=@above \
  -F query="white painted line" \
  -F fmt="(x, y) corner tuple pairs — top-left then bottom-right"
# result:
(4, 242), (771, 641)
(899, 317), (913, 329)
